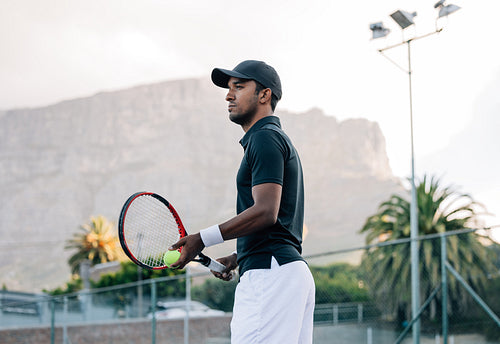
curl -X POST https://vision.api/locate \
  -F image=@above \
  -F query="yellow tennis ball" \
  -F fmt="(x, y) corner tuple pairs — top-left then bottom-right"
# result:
(163, 250), (181, 267)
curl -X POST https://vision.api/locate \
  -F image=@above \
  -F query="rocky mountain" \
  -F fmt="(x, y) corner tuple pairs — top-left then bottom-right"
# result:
(0, 78), (402, 291)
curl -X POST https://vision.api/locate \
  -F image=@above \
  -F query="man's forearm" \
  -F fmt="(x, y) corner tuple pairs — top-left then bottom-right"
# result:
(219, 203), (277, 240)
(219, 182), (281, 240)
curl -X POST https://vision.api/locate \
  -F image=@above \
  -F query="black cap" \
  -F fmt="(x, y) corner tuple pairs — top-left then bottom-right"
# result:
(211, 60), (282, 100)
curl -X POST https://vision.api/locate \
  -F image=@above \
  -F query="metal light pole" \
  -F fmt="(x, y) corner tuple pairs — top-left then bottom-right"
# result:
(369, 3), (461, 343)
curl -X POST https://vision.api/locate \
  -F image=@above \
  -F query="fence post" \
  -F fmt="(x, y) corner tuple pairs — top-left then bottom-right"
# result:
(63, 296), (68, 344)
(333, 304), (338, 325)
(358, 303), (363, 323)
(441, 234), (448, 344)
(50, 298), (55, 344)
(151, 280), (157, 344)
(138, 266), (143, 317)
(184, 266), (191, 344)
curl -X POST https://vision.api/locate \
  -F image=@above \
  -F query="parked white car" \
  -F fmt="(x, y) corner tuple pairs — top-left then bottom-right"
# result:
(148, 300), (227, 320)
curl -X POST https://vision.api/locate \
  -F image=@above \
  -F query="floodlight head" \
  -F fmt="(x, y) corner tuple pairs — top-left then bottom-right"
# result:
(369, 22), (391, 39)
(438, 3), (461, 17)
(434, 0), (446, 9)
(390, 10), (418, 29)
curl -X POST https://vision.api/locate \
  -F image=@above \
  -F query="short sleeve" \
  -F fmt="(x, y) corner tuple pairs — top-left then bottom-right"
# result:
(245, 129), (288, 186)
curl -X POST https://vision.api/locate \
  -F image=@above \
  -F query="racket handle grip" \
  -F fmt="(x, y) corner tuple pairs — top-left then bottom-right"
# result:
(198, 252), (227, 273)
(206, 258), (226, 273)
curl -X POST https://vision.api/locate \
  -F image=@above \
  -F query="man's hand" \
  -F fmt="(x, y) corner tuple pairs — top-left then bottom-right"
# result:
(169, 233), (205, 270)
(212, 253), (238, 281)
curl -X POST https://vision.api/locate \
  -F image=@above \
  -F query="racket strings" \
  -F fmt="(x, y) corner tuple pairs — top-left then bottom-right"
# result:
(124, 195), (181, 268)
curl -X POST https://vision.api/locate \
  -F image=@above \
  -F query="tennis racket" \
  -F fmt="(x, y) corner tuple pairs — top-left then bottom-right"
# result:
(118, 192), (226, 272)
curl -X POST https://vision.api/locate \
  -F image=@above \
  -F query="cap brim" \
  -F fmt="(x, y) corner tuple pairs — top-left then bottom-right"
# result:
(211, 68), (251, 88)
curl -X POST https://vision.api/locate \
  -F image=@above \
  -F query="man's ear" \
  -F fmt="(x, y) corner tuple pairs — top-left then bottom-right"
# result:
(259, 88), (272, 104)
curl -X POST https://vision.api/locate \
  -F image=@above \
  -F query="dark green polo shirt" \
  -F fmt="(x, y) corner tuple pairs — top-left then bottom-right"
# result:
(236, 115), (305, 275)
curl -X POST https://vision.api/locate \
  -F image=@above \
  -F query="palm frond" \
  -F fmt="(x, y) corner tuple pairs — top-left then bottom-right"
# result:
(360, 174), (498, 320)
(65, 215), (120, 274)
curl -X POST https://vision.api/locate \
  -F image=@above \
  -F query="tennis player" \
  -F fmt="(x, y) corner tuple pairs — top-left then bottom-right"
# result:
(170, 60), (315, 343)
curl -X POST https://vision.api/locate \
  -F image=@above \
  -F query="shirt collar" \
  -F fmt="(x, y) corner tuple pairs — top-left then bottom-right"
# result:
(239, 116), (281, 149)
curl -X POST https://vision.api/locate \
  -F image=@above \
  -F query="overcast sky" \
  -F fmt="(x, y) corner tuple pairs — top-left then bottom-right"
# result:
(1, 0), (499, 240)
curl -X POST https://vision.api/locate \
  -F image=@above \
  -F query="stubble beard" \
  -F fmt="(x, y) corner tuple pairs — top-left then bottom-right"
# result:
(229, 96), (259, 127)
(229, 112), (253, 126)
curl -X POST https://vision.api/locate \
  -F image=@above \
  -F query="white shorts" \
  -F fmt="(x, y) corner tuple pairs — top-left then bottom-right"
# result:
(231, 257), (315, 344)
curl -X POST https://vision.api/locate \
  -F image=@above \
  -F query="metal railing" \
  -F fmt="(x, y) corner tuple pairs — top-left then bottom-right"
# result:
(1, 229), (499, 344)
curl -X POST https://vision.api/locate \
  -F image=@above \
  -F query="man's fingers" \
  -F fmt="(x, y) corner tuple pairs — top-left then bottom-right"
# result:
(167, 238), (187, 269)
(211, 270), (233, 281)
(170, 249), (189, 269)
(168, 234), (204, 270)
(169, 238), (185, 250)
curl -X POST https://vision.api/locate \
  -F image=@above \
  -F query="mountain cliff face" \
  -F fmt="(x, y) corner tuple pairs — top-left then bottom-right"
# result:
(0, 78), (401, 291)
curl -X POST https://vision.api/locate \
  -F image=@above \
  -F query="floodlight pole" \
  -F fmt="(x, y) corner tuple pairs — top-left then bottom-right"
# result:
(407, 38), (421, 344)
(378, 29), (440, 344)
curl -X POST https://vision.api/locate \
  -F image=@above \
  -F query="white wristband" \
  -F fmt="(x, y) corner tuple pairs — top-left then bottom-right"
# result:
(199, 225), (224, 247)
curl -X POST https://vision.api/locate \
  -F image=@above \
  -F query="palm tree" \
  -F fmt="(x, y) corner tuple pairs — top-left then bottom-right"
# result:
(66, 215), (123, 274)
(360, 175), (498, 323)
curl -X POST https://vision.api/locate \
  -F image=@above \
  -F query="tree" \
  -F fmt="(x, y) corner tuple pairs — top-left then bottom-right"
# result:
(192, 278), (238, 312)
(43, 277), (83, 296)
(94, 261), (186, 298)
(360, 175), (498, 323)
(311, 263), (370, 304)
(66, 215), (122, 274)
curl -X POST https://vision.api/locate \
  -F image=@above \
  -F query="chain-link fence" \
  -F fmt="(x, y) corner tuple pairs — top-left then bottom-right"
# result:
(308, 229), (500, 344)
(1, 229), (499, 344)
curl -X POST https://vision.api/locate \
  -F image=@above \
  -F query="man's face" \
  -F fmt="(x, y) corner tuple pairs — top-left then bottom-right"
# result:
(225, 77), (259, 126)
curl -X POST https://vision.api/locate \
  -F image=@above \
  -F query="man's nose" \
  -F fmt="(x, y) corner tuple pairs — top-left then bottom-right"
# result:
(226, 89), (234, 101)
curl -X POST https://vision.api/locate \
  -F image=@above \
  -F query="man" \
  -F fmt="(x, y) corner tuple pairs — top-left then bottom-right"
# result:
(170, 60), (315, 343)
